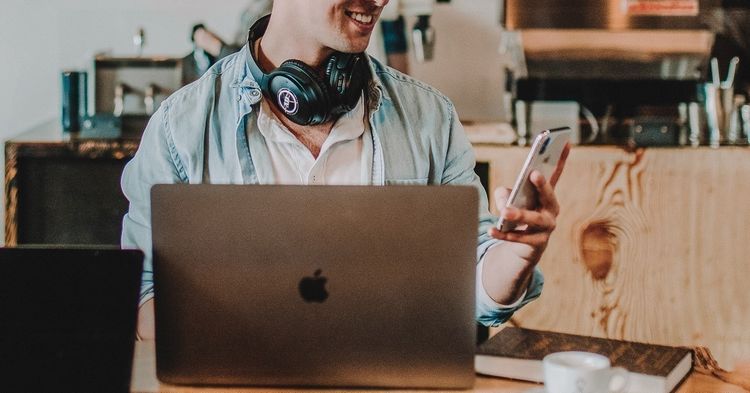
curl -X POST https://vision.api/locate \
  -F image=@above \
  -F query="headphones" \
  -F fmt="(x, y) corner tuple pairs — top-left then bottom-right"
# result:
(246, 15), (368, 126)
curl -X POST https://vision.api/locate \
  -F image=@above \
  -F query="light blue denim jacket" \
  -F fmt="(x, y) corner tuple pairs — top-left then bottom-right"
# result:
(121, 45), (543, 327)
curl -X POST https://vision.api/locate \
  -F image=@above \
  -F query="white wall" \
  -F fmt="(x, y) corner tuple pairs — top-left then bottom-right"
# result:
(0, 0), (251, 135)
(0, 0), (507, 243)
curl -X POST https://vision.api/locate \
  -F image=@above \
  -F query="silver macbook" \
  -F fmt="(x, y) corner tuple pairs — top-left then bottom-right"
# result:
(150, 184), (477, 389)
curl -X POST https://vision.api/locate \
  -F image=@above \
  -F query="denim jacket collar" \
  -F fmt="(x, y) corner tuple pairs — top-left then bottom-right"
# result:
(229, 45), (263, 126)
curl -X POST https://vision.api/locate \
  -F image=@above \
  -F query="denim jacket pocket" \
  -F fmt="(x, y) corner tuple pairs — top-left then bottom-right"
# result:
(385, 178), (429, 185)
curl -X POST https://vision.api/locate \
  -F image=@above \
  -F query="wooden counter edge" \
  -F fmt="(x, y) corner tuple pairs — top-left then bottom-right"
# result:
(130, 341), (749, 393)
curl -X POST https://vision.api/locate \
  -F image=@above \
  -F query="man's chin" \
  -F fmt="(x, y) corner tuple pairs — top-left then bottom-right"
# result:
(335, 39), (372, 54)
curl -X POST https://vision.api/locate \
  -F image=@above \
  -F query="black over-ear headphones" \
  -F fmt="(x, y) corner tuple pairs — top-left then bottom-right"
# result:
(246, 15), (368, 126)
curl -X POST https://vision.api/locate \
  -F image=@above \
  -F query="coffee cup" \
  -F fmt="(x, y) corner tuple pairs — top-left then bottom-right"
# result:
(543, 351), (628, 393)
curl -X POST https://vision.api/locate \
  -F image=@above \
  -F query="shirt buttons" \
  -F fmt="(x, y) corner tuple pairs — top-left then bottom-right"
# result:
(248, 89), (262, 104)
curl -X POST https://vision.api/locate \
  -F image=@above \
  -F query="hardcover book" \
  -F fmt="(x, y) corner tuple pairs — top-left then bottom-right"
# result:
(475, 327), (693, 393)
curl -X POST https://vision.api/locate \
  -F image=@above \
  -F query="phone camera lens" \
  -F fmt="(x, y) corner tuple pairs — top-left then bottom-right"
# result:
(539, 138), (551, 155)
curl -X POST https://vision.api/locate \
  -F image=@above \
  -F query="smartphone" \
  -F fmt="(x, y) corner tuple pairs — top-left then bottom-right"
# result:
(497, 127), (571, 232)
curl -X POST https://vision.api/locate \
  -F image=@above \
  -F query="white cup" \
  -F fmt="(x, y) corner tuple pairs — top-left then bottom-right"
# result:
(543, 351), (629, 393)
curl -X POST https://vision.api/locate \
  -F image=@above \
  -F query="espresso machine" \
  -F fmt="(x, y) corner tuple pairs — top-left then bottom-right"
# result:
(381, 0), (452, 64)
(93, 56), (182, 135)
(499, 0), (748, 147)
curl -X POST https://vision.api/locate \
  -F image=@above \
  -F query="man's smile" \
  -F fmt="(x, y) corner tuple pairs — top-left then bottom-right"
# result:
(345, 10), (376, 28)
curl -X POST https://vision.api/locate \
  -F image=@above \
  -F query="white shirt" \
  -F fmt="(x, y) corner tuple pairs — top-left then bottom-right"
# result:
(253, 97), (372, 185)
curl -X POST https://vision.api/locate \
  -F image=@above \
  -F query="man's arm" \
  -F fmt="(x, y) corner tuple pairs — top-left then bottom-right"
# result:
(482, 161), (568, 305)
(121, 103), (185, 340)
(194, 28), (225, 58)
(439, 102), (568, 325)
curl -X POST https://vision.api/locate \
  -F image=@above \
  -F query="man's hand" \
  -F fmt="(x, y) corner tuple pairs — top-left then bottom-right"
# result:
(482, 144), (571, 304)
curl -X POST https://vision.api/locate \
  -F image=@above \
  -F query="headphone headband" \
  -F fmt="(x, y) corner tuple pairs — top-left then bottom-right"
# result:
(246, 15), (271, 89)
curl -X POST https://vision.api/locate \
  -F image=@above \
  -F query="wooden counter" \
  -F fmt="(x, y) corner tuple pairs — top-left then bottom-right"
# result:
(130, 340), (749, 393)
(473, 144), (750, 370)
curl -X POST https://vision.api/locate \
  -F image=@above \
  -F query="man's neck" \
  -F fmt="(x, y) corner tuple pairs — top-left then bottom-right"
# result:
(255, 38), (336, 158)
(259, 16), (333, 70)
(269, 103), (335, 159)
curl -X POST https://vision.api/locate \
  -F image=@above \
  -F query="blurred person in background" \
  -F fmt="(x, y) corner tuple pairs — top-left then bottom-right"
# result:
(183, 0), (273, 84)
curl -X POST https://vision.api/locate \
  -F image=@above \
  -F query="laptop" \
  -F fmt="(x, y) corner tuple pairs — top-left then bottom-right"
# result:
(151, 184), (478, 389)
(0, 246), (143, 393)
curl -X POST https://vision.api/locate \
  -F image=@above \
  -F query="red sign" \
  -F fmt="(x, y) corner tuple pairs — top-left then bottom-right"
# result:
(626, 0), (699, 16)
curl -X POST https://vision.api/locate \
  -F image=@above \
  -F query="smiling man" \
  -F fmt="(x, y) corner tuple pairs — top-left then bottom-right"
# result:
(122, 0), (568, 339)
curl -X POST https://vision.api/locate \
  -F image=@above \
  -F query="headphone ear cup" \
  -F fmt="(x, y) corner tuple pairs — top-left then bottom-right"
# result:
(270, 59), (332, 125)
(325, 53), (367, 114)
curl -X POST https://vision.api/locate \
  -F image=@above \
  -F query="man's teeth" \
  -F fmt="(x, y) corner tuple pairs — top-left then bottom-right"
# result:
(350, 12), (373, 24)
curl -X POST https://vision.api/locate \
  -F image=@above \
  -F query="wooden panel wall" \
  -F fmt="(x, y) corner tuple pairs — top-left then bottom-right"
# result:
(473, 145), (750, 369)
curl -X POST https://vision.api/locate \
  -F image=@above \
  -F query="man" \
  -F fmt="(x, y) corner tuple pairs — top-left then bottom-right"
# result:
(122, 0), (569, 340)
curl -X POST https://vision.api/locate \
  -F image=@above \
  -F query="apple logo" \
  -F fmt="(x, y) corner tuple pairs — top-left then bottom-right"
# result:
(298, 269), (329, 303)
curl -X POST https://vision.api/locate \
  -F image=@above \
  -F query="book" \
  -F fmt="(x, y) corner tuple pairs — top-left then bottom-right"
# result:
(475, 327), (693, 393)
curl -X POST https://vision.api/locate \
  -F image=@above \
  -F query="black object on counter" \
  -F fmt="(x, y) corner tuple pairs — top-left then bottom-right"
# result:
(629, 116), (682, 147)
(61, 70), (88, 132)
(5, 120), (140, 246)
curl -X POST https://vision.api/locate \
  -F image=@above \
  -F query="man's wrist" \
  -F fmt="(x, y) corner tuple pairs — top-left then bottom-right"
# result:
(481, 242), (535, 304)
(477, 256), (529, 309)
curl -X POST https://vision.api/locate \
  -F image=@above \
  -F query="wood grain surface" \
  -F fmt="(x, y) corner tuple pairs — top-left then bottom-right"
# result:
(520, 29), (713, 59)
(473, 145), (750, 370)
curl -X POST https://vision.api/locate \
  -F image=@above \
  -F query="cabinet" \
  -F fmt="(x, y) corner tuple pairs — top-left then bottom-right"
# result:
(5, 121), (139, 245)
(473, 143), (750, 368)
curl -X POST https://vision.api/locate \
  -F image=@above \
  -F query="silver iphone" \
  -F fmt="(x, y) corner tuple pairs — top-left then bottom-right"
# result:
(497, 127), (571, 232)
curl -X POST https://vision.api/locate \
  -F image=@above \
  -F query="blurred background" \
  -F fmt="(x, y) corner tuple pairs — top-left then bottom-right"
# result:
(0, 0), (508, 137)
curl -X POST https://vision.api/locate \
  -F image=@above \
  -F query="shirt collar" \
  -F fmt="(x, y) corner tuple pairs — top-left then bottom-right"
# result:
(228, 45), (263, 123)
(364, 55), (389, 113)
(256, 94), (366, 145)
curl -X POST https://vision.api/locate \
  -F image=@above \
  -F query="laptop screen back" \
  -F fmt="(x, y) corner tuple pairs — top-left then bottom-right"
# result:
(151, 184), (478, 389)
